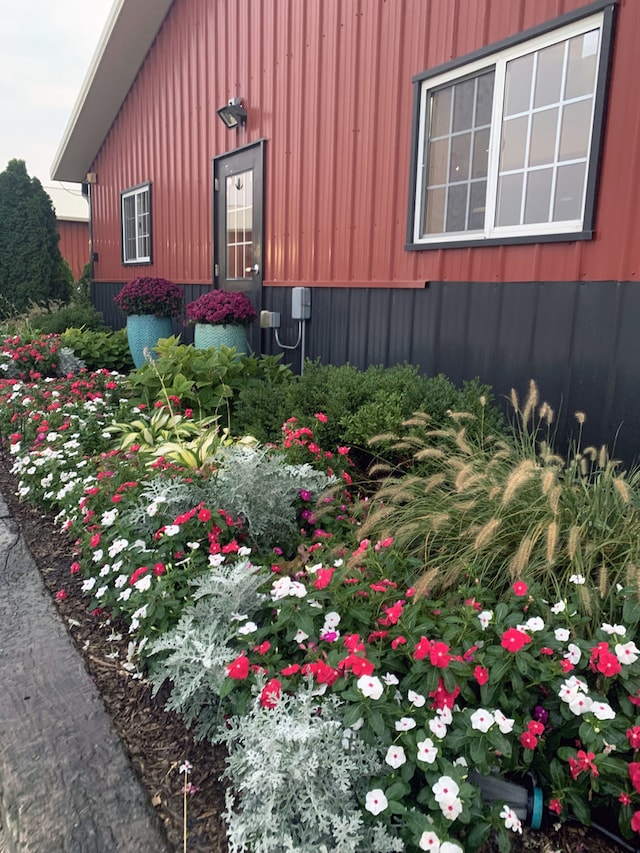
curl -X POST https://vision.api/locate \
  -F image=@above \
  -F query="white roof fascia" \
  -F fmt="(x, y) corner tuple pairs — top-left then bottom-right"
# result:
(51, 0), (173, 183)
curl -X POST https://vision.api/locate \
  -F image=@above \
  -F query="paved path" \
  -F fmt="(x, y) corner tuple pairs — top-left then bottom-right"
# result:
(0, 493), (170, 853)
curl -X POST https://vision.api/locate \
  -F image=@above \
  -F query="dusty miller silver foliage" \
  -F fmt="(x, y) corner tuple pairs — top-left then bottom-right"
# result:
(216, 688), (404, 853)
(146, 558), (268, 740)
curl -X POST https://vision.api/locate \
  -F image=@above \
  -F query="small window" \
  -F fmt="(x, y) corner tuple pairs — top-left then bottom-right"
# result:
(408, 5), (615, 249)
(121, 183), (151, 264)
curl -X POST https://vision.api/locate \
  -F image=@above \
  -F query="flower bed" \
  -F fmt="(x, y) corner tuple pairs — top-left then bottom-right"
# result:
(2, 371), (640, 852)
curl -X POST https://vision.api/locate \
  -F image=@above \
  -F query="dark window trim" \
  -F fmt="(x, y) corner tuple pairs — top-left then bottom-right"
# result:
(406, 0), (618, 251)
(120, 181), (153, 266)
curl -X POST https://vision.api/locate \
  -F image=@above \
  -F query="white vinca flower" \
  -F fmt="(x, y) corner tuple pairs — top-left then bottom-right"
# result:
(564, 643), (582, 664)
(440, 796), (463, 821)
(432, 776), (459, 803)
(357, 675), (384, 700)
(615, 641), (639, 665)
(554, 628), (570, 642)
(602, 623), (626, 636)
(408, 689), (426, 707)
(570, 574), (586, 584)
(429, 717), (448, 739)
(523, 616), (545, 632)
(383, 673), (399, 686)
(500, 804), (523, 834)
(323, 611), (340, 628)
(237, 621), (258, 635)
(365, 789), (388, 816)
(470, 708), (494, 733)
(551, 600), (566, 614)
(569, 693), (593, 716)
(395, 716), (416, 731)
(293, 629), (309, 643)
(416, 738), (438, 764)
(134, 575), (152, 592)
(494, 709), (515, 734)
(592, 701), (616, 721)
(478, 610), (493, 629)
(385, 745), (406, 768)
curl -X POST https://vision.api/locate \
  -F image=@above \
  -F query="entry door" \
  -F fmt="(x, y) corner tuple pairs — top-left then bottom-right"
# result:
(213, 141), (264, 354)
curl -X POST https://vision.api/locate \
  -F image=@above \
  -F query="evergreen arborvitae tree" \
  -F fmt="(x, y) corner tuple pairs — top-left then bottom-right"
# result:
(0, 159), (73, 317)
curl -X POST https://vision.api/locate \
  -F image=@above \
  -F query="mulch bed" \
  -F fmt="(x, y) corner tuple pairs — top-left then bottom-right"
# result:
(0, 456), (632, 853)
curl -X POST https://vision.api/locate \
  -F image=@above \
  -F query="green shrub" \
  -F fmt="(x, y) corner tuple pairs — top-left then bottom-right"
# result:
(233, 360), (506, 471)
(126, 336), (260, 419)
(35, 302), (107, 334)
(61, 327), (133, 372)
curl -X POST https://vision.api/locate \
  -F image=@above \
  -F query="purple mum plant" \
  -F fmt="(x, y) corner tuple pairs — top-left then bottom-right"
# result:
(114, 276), (184, 317)
(186, 289), (257, 327)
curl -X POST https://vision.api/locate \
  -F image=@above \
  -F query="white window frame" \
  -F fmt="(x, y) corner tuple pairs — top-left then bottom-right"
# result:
(409, 5), (614, 249)
(121, 183), (151, 264)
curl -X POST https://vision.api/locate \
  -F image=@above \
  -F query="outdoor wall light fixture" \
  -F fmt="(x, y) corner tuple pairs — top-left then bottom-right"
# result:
(217, 97), (247, 129)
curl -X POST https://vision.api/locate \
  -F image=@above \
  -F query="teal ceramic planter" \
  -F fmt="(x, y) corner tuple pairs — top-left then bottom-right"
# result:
(126, 314), (173, 368)
(194, 323), (248, 353)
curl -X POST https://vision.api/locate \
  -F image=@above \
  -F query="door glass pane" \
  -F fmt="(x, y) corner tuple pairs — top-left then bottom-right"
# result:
(529, 107), (559, 167)
(553, 162), (586, 221)
(226, 170), (253, 279)
(496, 172), (524, 226)
(566, 30), (599, 99)
(524, 167), (553, 224)
(533, 42), (565, 108)
(559, 99), (592, 161)
(504, 53), (533, 116)
(500, 116), (528, 171)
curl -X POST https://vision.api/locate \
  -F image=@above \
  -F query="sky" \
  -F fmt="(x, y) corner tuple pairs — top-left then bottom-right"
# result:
(0, 0), (114, 190)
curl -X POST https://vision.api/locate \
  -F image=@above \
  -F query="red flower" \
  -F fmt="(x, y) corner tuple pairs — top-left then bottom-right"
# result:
(343, 633), (365, 652)
(513, 580), (528, 596)
(378, 599), (405, 626)
(153, 562), (166, 576)
(520, 731), (538, 750)
(313, 567), (334, 590)
(590, 642), (622, 677)
(548, 799), (562, 815)
(527, 720), (545, 736)
(619, 793), (632, 806)
(226, 655), (250, 680)
(260, 678), (282, 709)
(129, 566), (149, 586)
(198, 508), (212, 522)
(632, 811), (640, 834)
(253, 641), (271, 655)
(501, 627), (532, 653)
(629, 727), (640, 750)
(429, 641), (451, 668)
(474, 665), (489, 685)
(339, 653), (375, 676)
(429, 677), (460, 710)
(391, 636), (407, 649)
(280, 663), (301, 676)
(89, 533), (101, 548)
(630, 763), (640, 794)
(301, 659), (339, 685)
(69, 561), (81, 574)
(314, 412), (328, 423)
(55, 590), (67, 601)
(413, 636), (432, 660)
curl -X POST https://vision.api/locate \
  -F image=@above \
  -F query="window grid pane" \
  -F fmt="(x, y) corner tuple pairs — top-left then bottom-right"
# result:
(423, 69), (494, 235)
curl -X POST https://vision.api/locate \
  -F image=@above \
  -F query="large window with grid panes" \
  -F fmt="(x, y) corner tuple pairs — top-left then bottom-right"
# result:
(407, 5), (615, 249)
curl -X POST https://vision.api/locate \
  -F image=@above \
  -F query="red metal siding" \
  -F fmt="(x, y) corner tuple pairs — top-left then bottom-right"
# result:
(57, 220), (89, 280)
(90, 0), (640, 288)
